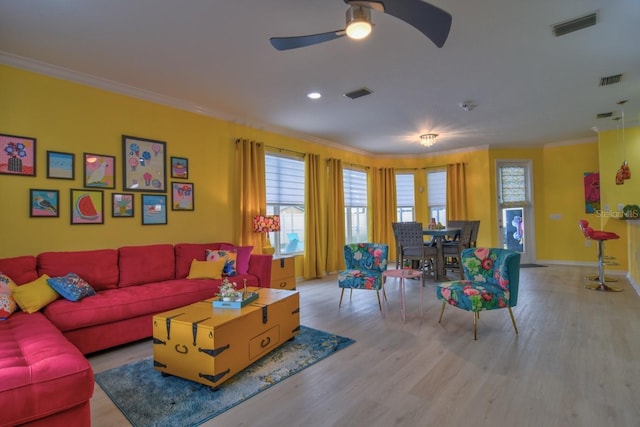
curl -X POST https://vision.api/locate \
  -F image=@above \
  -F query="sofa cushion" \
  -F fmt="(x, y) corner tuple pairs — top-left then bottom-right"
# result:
(37, 249), (119, 291)
(220, 244), (253, 275)
(47, 273), (96, 302)
(174, 242), (232, 279)
(44, 276), (256, 332)
(11, 274), (60, 313)
(118, 244), (175, 288)
(0, 255), (38, 285)
(0, 311), (94, 426)
(187, 259), (225, 279)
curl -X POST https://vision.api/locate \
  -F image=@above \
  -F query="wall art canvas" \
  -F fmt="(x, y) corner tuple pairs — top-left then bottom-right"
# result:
(170, 157), (189, 179)
(30, 189), (59, 217)
(84, 153), (115, 188)
(0, 133), (36, 176)
(70, 189), (104, 224)
(112, 193), (134, 218)
(171, 182), (194, 211)
(142, 194), (167, 225)
(47, 151), (74, 179)
(122, 135), (166, 192)
(584, 172), (600, 213)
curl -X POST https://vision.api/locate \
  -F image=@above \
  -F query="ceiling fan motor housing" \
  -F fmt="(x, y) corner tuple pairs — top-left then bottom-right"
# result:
(345, 6), (372, 39)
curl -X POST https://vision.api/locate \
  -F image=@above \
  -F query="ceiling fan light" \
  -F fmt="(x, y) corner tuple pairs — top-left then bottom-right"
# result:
(345, 6), (372, 40)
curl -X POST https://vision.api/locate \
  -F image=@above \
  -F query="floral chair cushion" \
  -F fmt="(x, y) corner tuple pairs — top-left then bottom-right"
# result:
(436, 247), (520, 312)
(338, 243), (388, 290)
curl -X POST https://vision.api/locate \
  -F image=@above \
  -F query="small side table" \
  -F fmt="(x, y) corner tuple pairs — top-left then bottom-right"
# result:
(382, 269), (424, 323)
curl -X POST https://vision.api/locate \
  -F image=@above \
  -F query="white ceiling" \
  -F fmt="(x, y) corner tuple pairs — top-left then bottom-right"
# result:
(1, 0), (639, 155)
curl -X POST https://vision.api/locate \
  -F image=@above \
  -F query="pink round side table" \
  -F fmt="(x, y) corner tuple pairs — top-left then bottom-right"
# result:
(382, 269), (424, 323)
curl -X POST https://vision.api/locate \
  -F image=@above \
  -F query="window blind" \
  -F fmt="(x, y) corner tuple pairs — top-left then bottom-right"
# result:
(427, 170), (446, 206)
(343, 168), (367, 207)
(265, 154), (305, 205)
(395, 173), (414, 206)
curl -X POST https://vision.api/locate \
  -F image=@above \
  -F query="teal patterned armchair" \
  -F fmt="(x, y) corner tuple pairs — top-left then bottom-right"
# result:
(436, 247), (521, 340)
(338, 243), (389, 312)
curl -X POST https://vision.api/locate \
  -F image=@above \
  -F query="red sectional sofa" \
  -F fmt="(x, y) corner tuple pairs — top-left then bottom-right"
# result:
(0, 242), (271, 427)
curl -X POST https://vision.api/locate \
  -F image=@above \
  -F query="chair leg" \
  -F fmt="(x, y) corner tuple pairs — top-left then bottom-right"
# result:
(376, 291), (382, 312)
(584, 240), (622, 292)
(508, 306), (519, 335)
(473, 311), (478, 340)
(438, 301), (446, 323)
(339, 288), (345, 307)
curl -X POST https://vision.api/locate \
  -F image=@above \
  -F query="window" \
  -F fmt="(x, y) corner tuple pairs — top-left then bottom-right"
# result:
(427, 169), (446, 224)
(343, 168), (368, 243)
(395, 173), (415, 221)
(265, 154), (305, 255)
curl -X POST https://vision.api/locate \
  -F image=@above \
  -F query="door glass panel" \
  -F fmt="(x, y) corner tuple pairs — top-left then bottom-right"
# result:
(502, 207), (524, 252)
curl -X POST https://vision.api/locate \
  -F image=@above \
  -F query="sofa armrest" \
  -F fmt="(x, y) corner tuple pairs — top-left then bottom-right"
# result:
(247, 254), (272, 287)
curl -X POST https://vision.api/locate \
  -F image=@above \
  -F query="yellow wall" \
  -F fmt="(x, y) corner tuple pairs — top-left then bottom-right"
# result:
(1, 65), (632, 279)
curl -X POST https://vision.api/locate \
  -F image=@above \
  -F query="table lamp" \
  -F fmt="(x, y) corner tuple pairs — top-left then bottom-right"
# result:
(253, 214), (280, 255)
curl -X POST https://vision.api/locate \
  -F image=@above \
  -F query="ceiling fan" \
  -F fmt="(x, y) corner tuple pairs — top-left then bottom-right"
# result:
(269, 0), (452, 51)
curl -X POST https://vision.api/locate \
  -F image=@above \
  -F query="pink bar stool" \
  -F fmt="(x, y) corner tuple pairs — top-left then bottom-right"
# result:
(382, 269), (424, 322)
(578, 219), (622, 292)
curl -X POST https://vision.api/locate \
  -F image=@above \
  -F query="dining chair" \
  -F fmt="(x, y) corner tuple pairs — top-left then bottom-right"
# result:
(338, 243), (389, 312)
(468, 220), (480, 247)
(394, 222), (438, 276)
(442, 221), (473, 279)
(436, 247), (521, 340)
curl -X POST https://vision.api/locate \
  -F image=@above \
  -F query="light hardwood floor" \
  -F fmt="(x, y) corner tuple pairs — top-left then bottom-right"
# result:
(89, 265), (640, 427)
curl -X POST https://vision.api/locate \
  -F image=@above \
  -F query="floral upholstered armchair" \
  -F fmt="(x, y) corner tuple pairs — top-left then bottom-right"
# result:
(435, 247), (521, 340)
(338, 243), (388, 312)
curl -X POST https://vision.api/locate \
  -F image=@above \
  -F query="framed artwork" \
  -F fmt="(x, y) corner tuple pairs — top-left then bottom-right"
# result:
(70, 189), (104, 224)
(30, 189), (59, 217)
(584, 172), (600, 213)
(0, 133), (36, 176)
(170, 156), (189, 179)
(112, 193), (134, 218)
(47, 151), (75, 180)
(171, 182), (194, 211)
(84, 153), (115, 188)
(122, 135), (166, 192)
(141, 194), (167, 225)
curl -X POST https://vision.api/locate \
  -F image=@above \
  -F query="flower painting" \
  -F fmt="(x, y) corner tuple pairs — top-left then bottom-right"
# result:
(584, 172), (600, 213)
(122, 135), (166, 192)
(0, 133), (36, 176)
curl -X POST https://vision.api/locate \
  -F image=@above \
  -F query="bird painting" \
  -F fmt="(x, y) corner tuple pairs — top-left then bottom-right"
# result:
(33, 196), (57, 215)
(87, 160), (107, 185)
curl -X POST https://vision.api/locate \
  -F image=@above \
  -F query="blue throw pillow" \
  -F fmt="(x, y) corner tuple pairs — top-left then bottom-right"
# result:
(47, 273), (97, 302)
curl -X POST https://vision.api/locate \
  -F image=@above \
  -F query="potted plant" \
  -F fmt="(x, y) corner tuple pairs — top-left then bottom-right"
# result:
(218, 278), (237, 301)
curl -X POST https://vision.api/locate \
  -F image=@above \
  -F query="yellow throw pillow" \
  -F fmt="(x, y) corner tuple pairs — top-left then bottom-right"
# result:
(187, 259), (225, 280)
(11, 274), (60, 313)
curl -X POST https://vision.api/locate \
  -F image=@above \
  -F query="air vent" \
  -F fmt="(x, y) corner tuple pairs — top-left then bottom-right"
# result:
(596, 112), (613, 119)
(599, 74), (623, 86)
(552, 12), (597, 37)
(343, 87), (373, 100)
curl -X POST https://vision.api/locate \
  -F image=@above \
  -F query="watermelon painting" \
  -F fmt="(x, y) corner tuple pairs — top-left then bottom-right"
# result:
(71, 189), (104, 224)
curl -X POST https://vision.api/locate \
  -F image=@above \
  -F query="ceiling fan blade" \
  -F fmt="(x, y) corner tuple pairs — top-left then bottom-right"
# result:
(270, 30), (346, 51)
(346, 0), (452, 48)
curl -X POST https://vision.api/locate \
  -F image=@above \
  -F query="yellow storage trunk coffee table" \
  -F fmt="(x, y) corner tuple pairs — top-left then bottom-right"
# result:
(152, 287), (299, 388)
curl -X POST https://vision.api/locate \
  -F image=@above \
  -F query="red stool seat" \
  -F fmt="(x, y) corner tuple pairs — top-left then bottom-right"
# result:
(578, 220), (622, 292)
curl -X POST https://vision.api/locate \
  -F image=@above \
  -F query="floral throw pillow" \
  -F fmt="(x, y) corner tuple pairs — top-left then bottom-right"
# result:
(0, 272), (18, 320)
(205, 250), (237, 276)
(47, 273), (97, 302)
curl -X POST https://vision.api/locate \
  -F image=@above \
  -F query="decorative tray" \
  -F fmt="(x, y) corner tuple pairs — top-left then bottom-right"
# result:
(212, 291), (259, 309)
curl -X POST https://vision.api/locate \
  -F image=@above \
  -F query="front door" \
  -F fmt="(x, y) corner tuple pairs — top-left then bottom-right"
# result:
(496, 160), (535, 264)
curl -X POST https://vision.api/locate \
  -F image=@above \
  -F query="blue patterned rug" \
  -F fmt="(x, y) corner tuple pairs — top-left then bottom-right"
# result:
(95, 326), (354, 427)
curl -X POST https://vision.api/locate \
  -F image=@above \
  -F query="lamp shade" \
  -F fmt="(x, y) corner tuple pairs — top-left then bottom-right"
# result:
(253, 215), (280, 233)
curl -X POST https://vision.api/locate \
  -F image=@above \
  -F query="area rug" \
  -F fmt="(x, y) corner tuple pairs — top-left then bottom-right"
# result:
(95, 326), (354, 427)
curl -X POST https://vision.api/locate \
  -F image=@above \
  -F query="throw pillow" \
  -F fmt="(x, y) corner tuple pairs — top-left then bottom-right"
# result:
(47, 273), (97, 302)
(205, 250), (237, 276)
(220, 244), (253, 275)
(0, 272), (18, 320)
(10, 274), (60, 313)
(187, 259), (226, 279)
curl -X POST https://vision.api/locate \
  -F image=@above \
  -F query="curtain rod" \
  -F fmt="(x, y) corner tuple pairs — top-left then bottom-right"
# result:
(264, 145), (306, 157)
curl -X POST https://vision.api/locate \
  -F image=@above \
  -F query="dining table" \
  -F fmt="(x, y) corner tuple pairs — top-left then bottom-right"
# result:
(423, 227), (461, 281)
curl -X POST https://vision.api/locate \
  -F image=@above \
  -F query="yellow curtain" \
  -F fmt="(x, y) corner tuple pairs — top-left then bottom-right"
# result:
(371, 167), (397, 261)
(235, 139), (266, 250)
(326, 158), (345, 272)
(303, 154), (326, 279)
(446, 162), (467, 221)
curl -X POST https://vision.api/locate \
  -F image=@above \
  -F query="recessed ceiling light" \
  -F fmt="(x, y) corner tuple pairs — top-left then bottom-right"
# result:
(307, 92), (322, 100)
